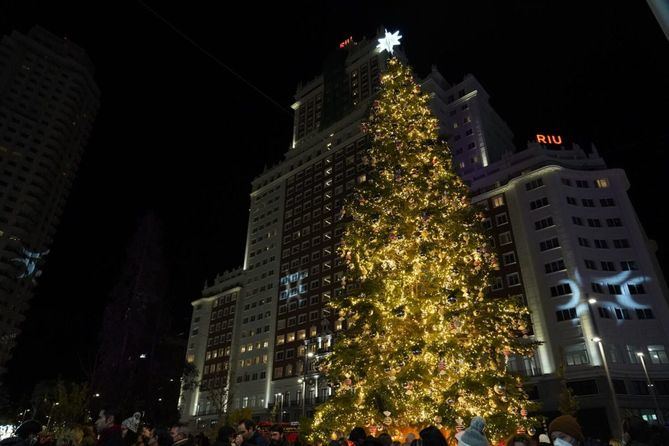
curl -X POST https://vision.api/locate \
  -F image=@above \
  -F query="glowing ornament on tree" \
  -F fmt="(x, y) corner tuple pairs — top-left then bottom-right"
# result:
(437, 359), (446, 375)
(494, 383), (506, 395)
(383, 411), (393, 425)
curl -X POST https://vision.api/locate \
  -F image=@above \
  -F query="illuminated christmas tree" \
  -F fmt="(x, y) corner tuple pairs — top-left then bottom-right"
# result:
(311, 58), (537, 442)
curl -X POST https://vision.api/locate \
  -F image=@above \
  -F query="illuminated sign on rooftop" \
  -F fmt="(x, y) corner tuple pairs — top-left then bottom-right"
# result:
(339, 36), (354, 48)
(536, 134), (563, 145)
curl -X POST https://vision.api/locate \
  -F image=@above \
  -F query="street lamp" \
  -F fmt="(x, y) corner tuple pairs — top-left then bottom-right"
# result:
(301, 349), (315, 418)
(584, 294), (622, 438)
(593, 336), (622, 438)
(636, 352), (665, 424)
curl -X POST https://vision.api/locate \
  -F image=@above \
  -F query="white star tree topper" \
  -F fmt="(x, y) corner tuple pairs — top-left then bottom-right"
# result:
(376, 29), (402, 54)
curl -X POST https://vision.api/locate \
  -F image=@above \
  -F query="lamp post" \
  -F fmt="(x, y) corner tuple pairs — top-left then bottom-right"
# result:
(300, 350), (315, 419)
(636, 352), (665, 424)
(585, 296), (623, 438)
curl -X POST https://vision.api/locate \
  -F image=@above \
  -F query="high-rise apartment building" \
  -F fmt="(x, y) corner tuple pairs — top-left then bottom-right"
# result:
(180, 268), (244, 426)
(0, 26), (99, 372)
(179, 29), (518, 425)
(469, 139), (669, 434)
(180, 29), (669, 436)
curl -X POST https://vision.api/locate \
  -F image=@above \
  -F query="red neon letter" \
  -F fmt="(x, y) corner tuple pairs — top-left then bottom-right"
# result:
(536, 134), (547, 143)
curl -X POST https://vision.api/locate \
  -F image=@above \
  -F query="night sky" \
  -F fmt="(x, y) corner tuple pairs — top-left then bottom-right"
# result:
(2, 1), (668, 399)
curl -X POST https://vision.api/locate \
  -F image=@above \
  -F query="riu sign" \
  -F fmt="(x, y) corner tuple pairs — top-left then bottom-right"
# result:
(536, 134), (563, 144)
(339, 36), (353, 48)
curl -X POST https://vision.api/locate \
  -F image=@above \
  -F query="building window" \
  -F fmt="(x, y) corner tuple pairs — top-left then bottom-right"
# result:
(608, 284), (622, 295)
(572, 216), (584, 226)
(606, 218), (623, 227)
(620, 261), (638, 271)
(534, 216), (554, 230)
(595, 178), (610, 188)
(495, 212), (508, 226)
(591, 282), (603, 293)
(530, 197), (549, 210)
(587, 218), (602, 227)
(545, 259), (566, 273)
(600, 198), (616, 207)
(648, 345), (669, 364)
(525, 178), (544, 191)
(614, 239), (630, 248)
(628, 283), (646, 294)
(482, 217), (492, 230)
(491, 277), (504, 291)
(491, 195), (505, 208)
(502, 252), (516, 266)
(506, 272), (521, 287)
(562, 178), (572, 186)
(582, 199), (595, 207)
(550, 283), (572, 297)
(601, 261), (616, 271)
(576, 180), (589, 188)
(614, 308), (631, 320)
(539, 237), (560, 251)
(565, 343), (589, 366)
(556, 308), (577, 321)
(635, 309), (654, 320)
(566, 197), (577, 205)
(598, 307), (612, 319)
(499, 232), (512, 245)
(594, 239), (609, 249)
(626, 345), (641, 364)
(578, 237), (590, 247)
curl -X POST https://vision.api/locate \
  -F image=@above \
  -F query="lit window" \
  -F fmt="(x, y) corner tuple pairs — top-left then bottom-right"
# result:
(491, 195), (505, 208)
(595, 178), (610, 188)
(648, 345), (669, 364)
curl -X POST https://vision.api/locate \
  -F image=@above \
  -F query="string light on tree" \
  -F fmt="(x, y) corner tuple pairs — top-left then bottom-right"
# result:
(310, 53), (538, 443)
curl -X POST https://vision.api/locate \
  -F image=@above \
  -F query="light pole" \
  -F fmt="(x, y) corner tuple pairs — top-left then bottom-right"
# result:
(299, 347), (315, 419)
(585, 296), (623, 438)
(637, 352), (665, 424)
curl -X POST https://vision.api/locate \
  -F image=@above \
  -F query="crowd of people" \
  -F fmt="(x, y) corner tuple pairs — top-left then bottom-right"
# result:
(1, 411), (669, 446)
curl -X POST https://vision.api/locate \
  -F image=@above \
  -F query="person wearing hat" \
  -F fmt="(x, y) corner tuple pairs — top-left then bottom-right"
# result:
(548, 415), (584, 446)
(0, 420), (42, 446)
(457, 417), (489, 446)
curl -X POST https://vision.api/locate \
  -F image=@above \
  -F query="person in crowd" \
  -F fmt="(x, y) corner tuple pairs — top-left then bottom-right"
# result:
(377, 434), (391, 446)
(347, 428), (366, 446)
(169, 424), (191, 446)
(194, 433), (209, 446)
(419, 425), (447, 446)
(268, 425), (287, 446)
(96, 409), (123, 446)
(647, 422), (669, 446)
(457, 416), (489, 446)
(548, 415), (584, 446)
(622, 416), (649, 446)
(81, 426), (96, 446)
(152, 430), (172, 446)
(234, 420), (267, 446)
(138, 423), (156, 446)
(213, 427), (236, 446)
